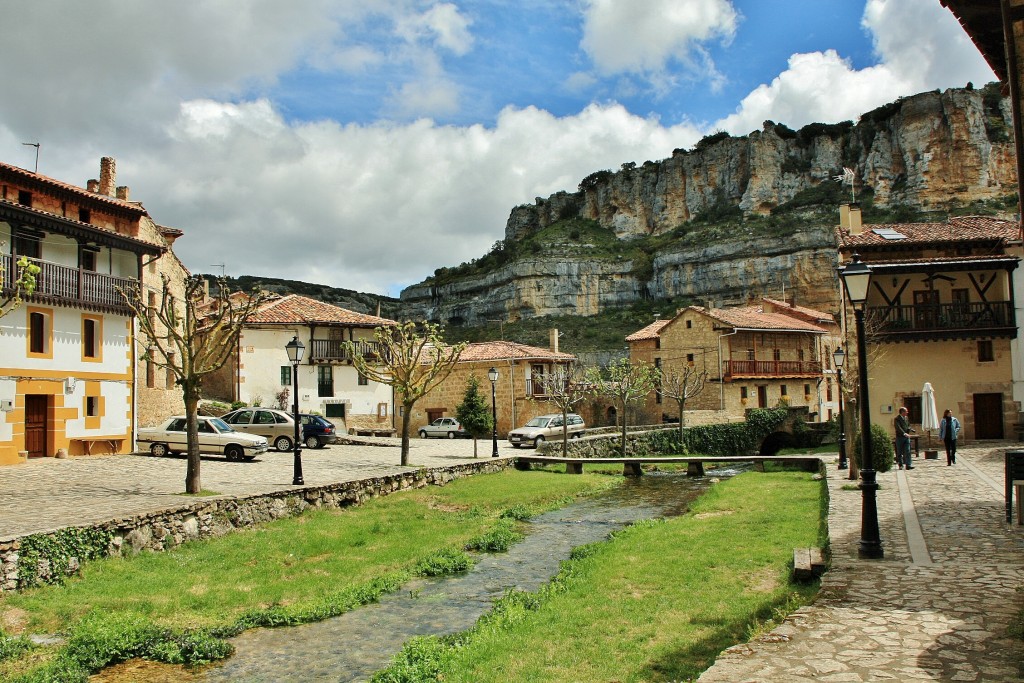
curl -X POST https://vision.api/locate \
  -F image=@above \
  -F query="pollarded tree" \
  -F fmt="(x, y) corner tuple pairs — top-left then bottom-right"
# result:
(0, 245), (41, 319)
(121, 275), (267, 493)
(586, 358), (658, 456)
(345, 321), (466, 466)
(456, 375), (493, 458)
(657, 365), (708, 453)
(530, 363), (591, 457)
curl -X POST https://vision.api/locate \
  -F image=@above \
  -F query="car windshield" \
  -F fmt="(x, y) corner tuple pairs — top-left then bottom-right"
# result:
(524, 417), (551, 428)
(208, 418), (234, 432)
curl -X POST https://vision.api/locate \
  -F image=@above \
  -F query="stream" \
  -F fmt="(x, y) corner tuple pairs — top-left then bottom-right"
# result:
(193, 468), (741, 682)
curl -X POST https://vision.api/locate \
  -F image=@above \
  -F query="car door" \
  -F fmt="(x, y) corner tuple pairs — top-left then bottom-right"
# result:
(225, 410), (255, 434)
(254, 410), (283, 441)
(166, 418), (189, 452)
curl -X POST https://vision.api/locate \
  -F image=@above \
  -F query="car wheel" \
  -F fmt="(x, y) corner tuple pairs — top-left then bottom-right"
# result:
(571, 432), (582, 439)
(225, 445), (244, 461)
(150, 443), (168, 457)
(447, 431), (456, 439)
(274, 436), (293, 452)
(419, 430), (428, 438)
(534, 435), (545, 448)
(305, 435), (321, 449)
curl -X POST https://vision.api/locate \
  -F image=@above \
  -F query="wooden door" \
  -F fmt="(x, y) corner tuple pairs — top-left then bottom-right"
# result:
(973, 393), (1004, 439)
(757, 385), (768, 408)
(25, 395), (48, 458)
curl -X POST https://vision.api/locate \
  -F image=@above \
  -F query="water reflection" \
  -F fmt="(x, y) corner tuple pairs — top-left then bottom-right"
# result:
(200, 468), (744, 682)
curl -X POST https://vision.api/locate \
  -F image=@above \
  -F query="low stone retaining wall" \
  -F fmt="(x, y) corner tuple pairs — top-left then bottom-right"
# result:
(539, 427), (677, 458)
(0, 459), (509, 593)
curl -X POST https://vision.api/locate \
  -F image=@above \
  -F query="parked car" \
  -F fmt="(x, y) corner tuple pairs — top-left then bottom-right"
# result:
(138, 416), (269, 461)
(221, 408), (340, 450)
(418, 417), (467, 439)
(300, 414), (341, 449)
(508, 413), (586, 448)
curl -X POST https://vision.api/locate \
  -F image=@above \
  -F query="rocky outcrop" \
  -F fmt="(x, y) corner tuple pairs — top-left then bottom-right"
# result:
(401, 85), (1015, 324)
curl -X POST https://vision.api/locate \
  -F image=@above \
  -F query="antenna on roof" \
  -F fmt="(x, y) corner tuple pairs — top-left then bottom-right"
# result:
(487, 319), (505, 340)
(211, 263), (226, 277)
(21, 142), (40, 173)
(833, 167), (857, 203)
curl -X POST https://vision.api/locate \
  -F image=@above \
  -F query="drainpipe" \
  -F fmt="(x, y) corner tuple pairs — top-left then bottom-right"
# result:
(718, 329), (738, 410)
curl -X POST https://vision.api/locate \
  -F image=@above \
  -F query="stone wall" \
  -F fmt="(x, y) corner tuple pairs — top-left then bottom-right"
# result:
(0, 459), (509, 592)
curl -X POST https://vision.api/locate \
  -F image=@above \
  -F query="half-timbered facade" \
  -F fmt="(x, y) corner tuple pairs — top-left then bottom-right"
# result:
(837, 207), (1020, 440)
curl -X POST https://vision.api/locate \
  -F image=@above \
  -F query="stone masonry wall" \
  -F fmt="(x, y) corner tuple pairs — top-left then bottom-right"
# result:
(0, 459), (509, 592)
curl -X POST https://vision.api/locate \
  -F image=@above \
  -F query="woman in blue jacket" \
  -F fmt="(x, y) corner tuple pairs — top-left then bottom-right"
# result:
(939, 409), (961, 466)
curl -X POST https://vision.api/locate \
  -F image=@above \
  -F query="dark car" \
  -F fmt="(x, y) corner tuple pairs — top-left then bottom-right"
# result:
(300, 414), (341, 449)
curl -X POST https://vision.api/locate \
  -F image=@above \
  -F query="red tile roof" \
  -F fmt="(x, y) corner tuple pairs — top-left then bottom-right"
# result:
(247, 294), (398, 327)
(693, 305), (827, 333)
(760, 297), (835, 324)
(457, 340), (575, 363)
(0, 160), (147, 214)
(625, 319), (671, 341)
(837, 216), (1018, 250)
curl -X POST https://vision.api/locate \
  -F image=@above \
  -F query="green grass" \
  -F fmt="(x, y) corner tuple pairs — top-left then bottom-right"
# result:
(375, 471), (826, 682)
(0, 470), (615, 681)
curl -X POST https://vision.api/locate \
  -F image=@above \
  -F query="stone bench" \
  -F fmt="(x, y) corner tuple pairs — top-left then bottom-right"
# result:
(792, 547), (827, 581)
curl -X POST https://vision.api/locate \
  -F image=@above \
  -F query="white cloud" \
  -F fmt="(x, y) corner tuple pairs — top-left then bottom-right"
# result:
(398, 3), (475, 56)
(713, 0), (994, 135)
(580, 0), (738, 76)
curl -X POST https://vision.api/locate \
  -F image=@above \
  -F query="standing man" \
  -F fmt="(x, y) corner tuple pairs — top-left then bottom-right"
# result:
(939, 408), (960, 466)
(894, 406), (914, 470)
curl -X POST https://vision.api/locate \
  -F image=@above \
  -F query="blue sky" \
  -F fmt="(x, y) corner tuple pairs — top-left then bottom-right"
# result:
(0, 1), (995, 298)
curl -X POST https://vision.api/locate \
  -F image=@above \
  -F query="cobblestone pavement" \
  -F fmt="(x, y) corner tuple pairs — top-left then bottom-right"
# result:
(698, 442), (1024, 683)
(0, 437), (513, 541)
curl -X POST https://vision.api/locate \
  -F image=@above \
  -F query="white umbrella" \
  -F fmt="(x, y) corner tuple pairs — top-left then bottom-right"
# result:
(922, 382), (939, 446)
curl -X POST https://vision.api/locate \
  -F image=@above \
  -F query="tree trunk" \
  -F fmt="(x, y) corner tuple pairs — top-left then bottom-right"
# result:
(400, 402), (413, 466)
(620, 404), (628, 457)
(184, 391), (201, 494)
(473, 436), (478, 458)
(678, 399), (686, 453)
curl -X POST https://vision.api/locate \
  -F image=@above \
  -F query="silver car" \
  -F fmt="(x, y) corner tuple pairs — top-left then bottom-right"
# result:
(418, 417), (467, 439)
(508, 413), (586, 448)
(138, 416), (269, 461)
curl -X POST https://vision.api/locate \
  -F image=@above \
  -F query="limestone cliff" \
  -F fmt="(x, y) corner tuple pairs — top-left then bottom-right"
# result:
(401, 84), (1016, 325)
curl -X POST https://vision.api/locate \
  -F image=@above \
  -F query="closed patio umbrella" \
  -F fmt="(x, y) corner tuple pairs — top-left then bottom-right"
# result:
(922, 382), (939, 447)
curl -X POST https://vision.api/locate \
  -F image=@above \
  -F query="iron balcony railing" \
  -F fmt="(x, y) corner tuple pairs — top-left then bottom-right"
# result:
(1, 253), (136, 312)
(309, 339), (384, 362)
(723, 359), (821, 378)
(867, 301), (1014, 335)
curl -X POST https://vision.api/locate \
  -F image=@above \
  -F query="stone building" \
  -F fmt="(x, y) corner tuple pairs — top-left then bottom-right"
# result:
(409, 333), (577, 437)
(628, 298), (840, 423)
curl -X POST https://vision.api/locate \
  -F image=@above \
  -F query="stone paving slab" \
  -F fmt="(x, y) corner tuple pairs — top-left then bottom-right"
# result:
(698, 443), (1024, 682)
(0, 437), (511, 541)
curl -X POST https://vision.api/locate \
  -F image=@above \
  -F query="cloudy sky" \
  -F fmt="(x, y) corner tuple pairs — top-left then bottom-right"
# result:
(0, 0), (995, 297)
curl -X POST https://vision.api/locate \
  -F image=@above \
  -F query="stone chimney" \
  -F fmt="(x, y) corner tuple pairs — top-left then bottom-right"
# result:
(98, 157), (116, 196)
(87, 179), (99, 193)
(840, 202), (863, 234)
(549, 328), (559, 354)
(115, 186), (130, 201)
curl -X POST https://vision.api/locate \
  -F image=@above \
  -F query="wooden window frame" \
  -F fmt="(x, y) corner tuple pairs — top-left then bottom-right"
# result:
(82, 314), (103, 362)
(27, 307), (53, 359)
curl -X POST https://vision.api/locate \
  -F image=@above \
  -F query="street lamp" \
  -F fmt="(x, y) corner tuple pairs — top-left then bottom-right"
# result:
(488, 367), (499, 458)
(839, 254), (882, 559)
(285, 335), (305, 485)
(833, 346), (847, 470)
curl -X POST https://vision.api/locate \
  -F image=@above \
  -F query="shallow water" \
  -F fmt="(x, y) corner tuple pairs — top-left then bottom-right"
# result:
(196, 469), (740, 682)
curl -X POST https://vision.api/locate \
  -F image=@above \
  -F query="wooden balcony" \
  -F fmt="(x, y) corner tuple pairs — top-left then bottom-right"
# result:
(1, 253), (136, 314)
(723, 359), (822, 379)
(867, 301), (1015, 340)
(309, 339), (384, 363)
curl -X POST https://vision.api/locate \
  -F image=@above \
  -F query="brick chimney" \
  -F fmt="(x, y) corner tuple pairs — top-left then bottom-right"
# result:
(115, 185), (130, 201)
(98, 157), (116, 196)
(87, 179), (99, 193)
(549, 328), (559, 354)
(840, 202), (863, 234)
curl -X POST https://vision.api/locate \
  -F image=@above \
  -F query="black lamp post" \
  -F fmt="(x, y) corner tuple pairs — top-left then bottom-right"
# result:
(285, 335), (305, 485)
(839, 254), (882, 559)
(833, 346), (847, 470)
(488, 367), (499, 458)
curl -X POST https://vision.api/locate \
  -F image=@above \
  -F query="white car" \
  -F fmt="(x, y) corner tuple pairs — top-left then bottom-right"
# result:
(508, 413), (586, 448)
(138, 416), (269, 461)
(418, 417), (467, 439)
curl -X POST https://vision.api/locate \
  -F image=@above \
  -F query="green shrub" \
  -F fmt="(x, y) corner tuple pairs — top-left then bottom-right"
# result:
(0, 629), (34, 662)
(466, 519), (523, 553)
(415, 547), (473, 576)
(853, 423), (894, 473)
(18, 527), (114, 588)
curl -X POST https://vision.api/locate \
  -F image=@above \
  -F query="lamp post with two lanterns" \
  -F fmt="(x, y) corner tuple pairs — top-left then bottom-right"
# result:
(839, 254), (882, 559)
(285, 335), (305, 486)
(833, 346), (847, 470)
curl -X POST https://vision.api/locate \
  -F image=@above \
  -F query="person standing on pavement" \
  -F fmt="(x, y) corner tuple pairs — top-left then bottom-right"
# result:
(894, 406), (914, 470)
(939, 408), (960, 465)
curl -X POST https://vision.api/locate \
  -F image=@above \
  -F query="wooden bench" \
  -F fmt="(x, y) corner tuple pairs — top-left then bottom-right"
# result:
(513, 455), (823, 476)
(792, 547), (827, 581)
